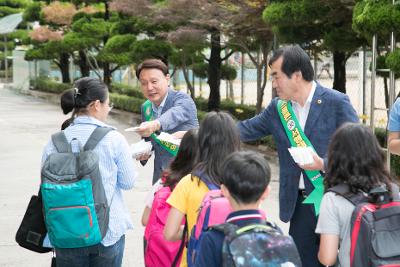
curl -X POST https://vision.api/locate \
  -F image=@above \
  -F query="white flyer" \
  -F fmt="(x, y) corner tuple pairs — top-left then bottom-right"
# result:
(130, 139), (153, 158)
(156, 132), (181, 146)
(288, 147), (314, 165)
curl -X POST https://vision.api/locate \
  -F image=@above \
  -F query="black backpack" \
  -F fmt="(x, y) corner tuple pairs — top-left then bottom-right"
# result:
(328, 183), (400, 267)
(213, 222), (302, 267)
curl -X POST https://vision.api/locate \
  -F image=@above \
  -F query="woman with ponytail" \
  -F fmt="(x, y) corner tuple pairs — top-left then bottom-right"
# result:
(42, 77), (137, 267)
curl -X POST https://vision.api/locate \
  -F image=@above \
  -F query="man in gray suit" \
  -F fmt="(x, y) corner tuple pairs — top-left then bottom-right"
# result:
(135, 59), (199, 184)
(238, 45), (359, 267)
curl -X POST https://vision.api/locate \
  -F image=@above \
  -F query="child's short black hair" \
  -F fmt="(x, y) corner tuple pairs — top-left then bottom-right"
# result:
(221, 151), (271, 204)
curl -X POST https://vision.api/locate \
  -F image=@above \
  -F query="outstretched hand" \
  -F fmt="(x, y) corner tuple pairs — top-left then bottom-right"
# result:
(136, 120), (160, 137)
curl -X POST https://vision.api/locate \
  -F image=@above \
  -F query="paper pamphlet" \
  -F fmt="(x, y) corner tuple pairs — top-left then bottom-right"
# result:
(288, 147), (314, 165)
(131, 140), (153, 158)
(125, 126), (141, 132)
(157, 132), (181, 146)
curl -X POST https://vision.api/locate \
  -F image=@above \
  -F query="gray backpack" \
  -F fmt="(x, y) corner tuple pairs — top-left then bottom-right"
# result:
(41, 127), (112, 248)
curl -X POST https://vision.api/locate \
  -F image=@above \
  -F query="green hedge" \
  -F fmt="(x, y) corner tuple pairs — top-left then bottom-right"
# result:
(110, 82), (144, 99)
(30, 77), (71, 94)
(106, 83), (257, 120)
(194, 97), (257, 120)
(109, 93), (143, 114)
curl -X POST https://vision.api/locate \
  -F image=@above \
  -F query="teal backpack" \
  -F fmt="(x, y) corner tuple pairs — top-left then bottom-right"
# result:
(41, 127), (112, 249)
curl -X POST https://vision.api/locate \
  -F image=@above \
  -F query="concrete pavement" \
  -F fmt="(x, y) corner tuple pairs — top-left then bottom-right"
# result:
(0, 87), (285, 267)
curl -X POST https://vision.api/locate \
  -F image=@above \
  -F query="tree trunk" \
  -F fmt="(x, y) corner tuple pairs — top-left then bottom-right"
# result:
(332, 51), (346, 93)
(78, 50), (90, 77)
(59, 53), (70, 83)
(207, 29), (222, 111)
(103, 2), (111, 85)
(229, 81), (234, 100)
(182, 66), (195, 98)
(256, 65), (263, 113)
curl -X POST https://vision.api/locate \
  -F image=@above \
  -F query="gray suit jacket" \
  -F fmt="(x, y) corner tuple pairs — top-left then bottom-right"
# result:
(141, 88), (199, 184)
(238, 83), (359, 222)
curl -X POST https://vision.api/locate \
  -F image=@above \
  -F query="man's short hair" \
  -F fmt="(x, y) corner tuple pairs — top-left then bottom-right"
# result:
(268, 44), (314, 81)
(221, 151), (271, 204)
(136, 59), (169, 79)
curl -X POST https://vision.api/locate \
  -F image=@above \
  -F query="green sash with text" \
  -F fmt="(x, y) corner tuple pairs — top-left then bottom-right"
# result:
(277, 99), (323, 215)
(143, 100), (179, 156)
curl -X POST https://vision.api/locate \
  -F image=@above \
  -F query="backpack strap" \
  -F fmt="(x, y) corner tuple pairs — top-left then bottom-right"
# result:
(171, 219), (187, 267)
(84, 127), (113, 151)
(327, 184), (367, 206)
(212, 222), (239, 237)
(51, 132), (71, 153)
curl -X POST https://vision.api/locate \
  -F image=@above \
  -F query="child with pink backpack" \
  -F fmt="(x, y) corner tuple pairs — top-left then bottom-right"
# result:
(164, 112), (241, 267)
(142, 129), (198, 267)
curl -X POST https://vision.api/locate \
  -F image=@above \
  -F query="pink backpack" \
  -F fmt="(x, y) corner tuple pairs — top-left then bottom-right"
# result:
(144, 186), (183, 267)
(187, 181), (233, 266)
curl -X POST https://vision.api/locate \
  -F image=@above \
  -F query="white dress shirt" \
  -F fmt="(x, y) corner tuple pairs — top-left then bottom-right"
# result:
(291, 81), (316, 189)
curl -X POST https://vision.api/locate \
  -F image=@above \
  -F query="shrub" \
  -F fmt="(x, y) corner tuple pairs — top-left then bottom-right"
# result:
(194, 97), (257, 120)
(109, 93), (143, 114)
(31, 77), (71, 94)
(110, 82), (144, 99)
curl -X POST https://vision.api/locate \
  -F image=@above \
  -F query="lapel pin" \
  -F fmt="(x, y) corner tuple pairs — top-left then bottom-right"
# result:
(317, 99), (322, 104)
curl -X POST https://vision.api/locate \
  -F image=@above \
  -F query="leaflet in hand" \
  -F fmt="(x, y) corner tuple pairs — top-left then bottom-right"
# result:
(288, 147), (314, 165)
(125, 126), (141, 132)
(156, 132), (181, 146)
(131, 140), (153, 158)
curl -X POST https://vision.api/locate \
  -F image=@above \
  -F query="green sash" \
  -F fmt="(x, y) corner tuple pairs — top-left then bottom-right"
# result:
(143, 100), (179, 156)
(277, 100), (324, 215)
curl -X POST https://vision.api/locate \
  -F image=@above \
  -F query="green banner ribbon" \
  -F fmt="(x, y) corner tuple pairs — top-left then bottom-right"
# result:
(143, 100), (179, 156)
(277, 100), (324, 215)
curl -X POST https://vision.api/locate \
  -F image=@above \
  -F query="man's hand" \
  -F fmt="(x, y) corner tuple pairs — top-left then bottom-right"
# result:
(137, 120), (161, 137)
(298, 150), (325, 171)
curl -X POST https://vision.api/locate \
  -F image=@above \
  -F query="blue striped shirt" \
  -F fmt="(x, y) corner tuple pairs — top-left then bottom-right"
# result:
(41, 116), (137, 246)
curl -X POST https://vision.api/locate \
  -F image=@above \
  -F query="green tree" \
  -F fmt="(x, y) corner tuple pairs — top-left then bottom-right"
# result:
(0, 0), (30, 77)
(263, 0), (366, 93)
(353, 0), (400, 107)
(220, 0), (273, 113)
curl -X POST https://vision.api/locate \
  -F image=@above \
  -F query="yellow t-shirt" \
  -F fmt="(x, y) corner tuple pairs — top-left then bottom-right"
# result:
(167, 173), (210, 267)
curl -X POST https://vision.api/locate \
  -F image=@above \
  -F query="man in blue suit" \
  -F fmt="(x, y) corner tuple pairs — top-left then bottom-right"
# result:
(135, 59), (199, 184)
(238, 45), (359, 267)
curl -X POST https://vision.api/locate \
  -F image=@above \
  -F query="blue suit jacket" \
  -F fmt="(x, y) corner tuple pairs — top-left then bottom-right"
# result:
(141, 88), (199, 184)
(238, 83), (359, 222)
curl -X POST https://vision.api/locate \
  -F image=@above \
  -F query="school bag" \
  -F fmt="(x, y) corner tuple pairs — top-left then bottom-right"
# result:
(40, 127), (112, 249)
(212, 222), (302, 267)
(144, 185), (184, 267)
(187, 173), (233, 267)
(328, 183), (400, 267)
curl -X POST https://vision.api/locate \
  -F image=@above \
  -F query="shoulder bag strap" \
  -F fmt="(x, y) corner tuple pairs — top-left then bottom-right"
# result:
(51, 132), (71, 153)
(84, 127), (113, 151)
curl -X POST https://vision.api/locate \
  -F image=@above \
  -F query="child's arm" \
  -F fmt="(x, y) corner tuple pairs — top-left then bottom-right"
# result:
(164, 207), (185, 241)
(318, 234), (339, 266)
(141, 207), (151, 226)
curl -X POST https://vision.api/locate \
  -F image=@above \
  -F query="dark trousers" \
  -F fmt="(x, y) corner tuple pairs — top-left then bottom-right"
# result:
(289, 192), (324, 267)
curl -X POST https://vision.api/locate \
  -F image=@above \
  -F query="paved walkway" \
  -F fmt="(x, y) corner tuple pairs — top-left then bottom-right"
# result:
(0, 87), (285, 266)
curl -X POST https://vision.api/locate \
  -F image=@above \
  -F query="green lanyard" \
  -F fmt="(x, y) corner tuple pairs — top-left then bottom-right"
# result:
(277, 100), (324, 215)
(142, 100), (179, 156)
